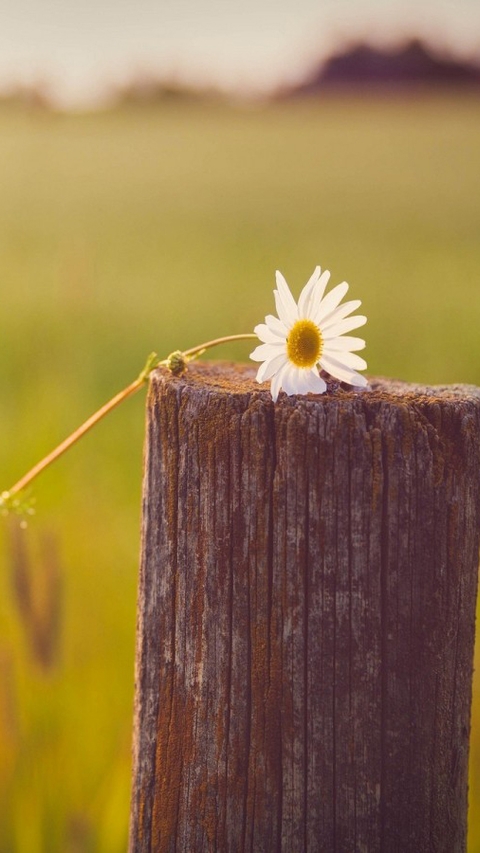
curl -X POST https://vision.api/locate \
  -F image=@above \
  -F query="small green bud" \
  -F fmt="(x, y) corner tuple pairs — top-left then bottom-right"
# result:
(166, 350), (187, 376)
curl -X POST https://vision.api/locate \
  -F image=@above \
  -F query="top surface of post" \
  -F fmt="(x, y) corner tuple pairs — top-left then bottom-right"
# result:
(150, 360), (480, 407)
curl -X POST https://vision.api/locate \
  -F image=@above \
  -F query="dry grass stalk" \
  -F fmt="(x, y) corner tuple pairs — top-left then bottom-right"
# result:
(9, 520), (63, 672)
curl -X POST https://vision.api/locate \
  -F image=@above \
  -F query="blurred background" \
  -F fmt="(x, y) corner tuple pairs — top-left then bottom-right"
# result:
(0, 0), (480, 850)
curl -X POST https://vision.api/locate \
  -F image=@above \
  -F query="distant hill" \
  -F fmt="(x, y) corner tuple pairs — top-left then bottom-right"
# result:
(0, 83), (52, 111)
(286, 40), (480, 96)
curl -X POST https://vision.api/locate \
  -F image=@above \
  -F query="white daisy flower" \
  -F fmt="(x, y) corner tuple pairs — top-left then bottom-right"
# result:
(250, 266), (367, 402)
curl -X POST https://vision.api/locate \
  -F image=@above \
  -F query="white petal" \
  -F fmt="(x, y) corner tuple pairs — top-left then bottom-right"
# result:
(271, 363), (327, 399)
(306, 369), (327, 395)
(306, 271), (331, 320)
(297, 266), (321, 317)
(265, 314), (289, 337)
(325, 335), (366, 352)
(353, 374), (368, 387)
(250, 342), (285, 362)
(256, 353), (288, 384)
(323, 315), (367, 339)
(254, 323), (285, 344)
(275, 271), (298, 325)
(282, 365), (327, 394)
(271, 361), (289, 402)
(320, 299), (362, 328)
(320, 353), (367, 386)
(274, 289), (297, 327)
(292, 368), (313, 394)
(313, 282), (349, 325)
(275, 270), (298, 314)
(299, 269), (331, 320)
(323, 348), (367, 371)
(281, 365), (299, 396)
(294, 367), (327, 396)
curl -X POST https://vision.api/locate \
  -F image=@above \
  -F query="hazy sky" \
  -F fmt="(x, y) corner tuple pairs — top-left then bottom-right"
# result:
(1, 0), (480, 105)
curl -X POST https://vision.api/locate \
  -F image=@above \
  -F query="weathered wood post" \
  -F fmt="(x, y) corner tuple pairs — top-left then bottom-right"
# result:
(130, 363), (480, 853)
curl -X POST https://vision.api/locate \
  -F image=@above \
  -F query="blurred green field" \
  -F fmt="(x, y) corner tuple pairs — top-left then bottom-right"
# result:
(1, 93), (480, 851)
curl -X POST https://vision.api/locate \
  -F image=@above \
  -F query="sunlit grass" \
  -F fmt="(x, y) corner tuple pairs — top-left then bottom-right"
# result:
(1, 93), (480, 851)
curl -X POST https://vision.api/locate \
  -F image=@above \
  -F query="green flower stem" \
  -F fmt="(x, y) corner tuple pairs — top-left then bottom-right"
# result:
(4, 333), (257, 502)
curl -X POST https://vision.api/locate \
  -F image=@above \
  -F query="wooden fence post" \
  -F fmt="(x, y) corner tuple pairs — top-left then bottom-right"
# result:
(129, 363), (480, 853)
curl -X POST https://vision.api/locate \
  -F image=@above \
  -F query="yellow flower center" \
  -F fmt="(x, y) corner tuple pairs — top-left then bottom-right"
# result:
(286, 319), (323, 368)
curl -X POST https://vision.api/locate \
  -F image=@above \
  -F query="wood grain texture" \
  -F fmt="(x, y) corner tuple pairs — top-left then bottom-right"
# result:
(129, 362), (480, 853)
